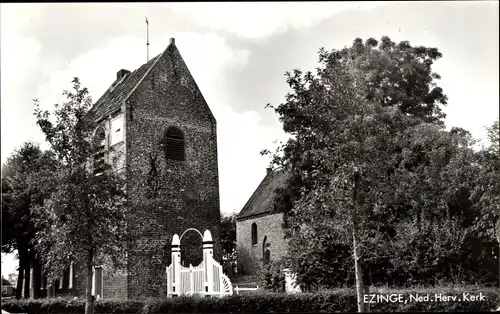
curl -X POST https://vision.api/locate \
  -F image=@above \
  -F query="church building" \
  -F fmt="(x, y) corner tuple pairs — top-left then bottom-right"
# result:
(235, 168), (289, 275)
(30, 38), (222, 299)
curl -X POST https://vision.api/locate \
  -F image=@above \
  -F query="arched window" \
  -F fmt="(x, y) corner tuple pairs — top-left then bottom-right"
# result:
(163, 127), (185, 161)
(93, 127), (106, 174)
(251, 223), (258, 246)
(262, 235), (269, 265)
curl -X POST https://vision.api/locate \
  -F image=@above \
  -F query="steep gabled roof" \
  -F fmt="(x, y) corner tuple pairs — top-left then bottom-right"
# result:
(86, 38), (216, 126)
(87, 53), (162, 122)
(237, 170), (290, 220)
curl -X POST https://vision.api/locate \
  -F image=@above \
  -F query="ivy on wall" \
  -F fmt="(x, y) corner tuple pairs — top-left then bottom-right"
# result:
(146, 151), (161, 198)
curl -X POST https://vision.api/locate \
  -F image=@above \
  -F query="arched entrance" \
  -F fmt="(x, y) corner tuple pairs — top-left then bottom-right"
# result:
(179, 228), (203, 267)
(166, 229), (233, 297)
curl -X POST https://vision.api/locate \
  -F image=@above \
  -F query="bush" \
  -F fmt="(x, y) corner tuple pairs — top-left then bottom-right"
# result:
(0, 298), (85, 314)
(257, 258), (286, 292)
(2, 288), (498, 313)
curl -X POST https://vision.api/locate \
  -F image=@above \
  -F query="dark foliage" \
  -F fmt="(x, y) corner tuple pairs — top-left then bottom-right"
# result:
(262, 36), (499, 290)
(2, 288), (498, 313)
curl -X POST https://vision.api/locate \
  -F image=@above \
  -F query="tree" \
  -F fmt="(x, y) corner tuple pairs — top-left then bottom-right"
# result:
(471, 119), (500, 290)
(1, 142), (57, 299)
(267, 55), (415, 310)
(264, 36), (448, 217)
(263, 37), (497, 311)
(220, 213), (237, 276)
(32, 78), (129, 314)
(382, 123), (496, 286)
(323, 36), (447, 124)
(278, 109), (497, 289)
(488, 119), (500, 243)
(220, 213), (237, 263)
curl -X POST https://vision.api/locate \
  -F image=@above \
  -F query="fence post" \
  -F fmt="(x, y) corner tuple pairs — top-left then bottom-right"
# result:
(69, 262), (74, 289)
(171, 234), (181, 296)
(202, 230), (214, 295)
(190, 264), (194, 296)
(59, 272), (63, 289)
(29, 268), (34, 299)
(92, 266), (95, 296)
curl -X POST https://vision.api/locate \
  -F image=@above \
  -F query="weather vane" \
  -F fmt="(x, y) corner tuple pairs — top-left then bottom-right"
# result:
(146, 17), (150, 62)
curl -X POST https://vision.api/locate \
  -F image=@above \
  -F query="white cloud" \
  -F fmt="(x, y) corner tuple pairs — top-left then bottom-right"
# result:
(0, 4), (53, 161)
(0, 35), (48, 162)
(32, 32), (251, 108)
(172, 32), (251, 80)
(432, 51), (499, 145)
(0, 3), (44, 37)
(165, 2), (387, 39)
(216, 106), (288, 215)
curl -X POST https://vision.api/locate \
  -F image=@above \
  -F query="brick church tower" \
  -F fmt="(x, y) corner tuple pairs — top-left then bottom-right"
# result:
(83, 38), (221, 299)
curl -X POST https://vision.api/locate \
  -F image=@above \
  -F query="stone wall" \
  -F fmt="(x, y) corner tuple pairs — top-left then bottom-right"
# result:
(236, 213), (286, 275)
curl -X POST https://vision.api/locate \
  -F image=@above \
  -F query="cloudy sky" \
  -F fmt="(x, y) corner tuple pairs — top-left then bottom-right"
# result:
(1, 2), (498, 277)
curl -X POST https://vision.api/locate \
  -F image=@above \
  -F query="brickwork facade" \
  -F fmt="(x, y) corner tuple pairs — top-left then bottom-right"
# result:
(236, 213), (287, 275)
(124, 40), (221, 299)
(102, 270), (128, 299)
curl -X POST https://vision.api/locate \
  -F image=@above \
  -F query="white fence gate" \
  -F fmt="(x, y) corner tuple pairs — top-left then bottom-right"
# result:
(166, 229), (233, 297)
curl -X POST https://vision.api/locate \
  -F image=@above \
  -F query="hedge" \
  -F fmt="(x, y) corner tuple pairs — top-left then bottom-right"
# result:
(2, 288), (498, 313)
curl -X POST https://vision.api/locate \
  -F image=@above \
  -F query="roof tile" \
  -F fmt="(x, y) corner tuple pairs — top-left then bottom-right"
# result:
(237, 170), (290, 219)
(88, 53), (162, 121)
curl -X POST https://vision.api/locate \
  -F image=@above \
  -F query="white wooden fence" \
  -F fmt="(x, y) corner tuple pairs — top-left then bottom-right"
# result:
(166, 229), (233, 297)
(234, 285), (259, 295)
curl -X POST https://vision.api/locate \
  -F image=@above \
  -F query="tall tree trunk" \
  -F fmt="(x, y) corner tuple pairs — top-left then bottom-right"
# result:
(32, 257), (41, 299)
(352, 169), (365, 313)
(352, 220), (365, 312)
(15, 254), (24, 299)
(84, 183), (94, 314)
(23, 248), (31, 299)
(85, 249), (94, 314)
(15, 238), (29, 299)
(23, 261), (30, 298)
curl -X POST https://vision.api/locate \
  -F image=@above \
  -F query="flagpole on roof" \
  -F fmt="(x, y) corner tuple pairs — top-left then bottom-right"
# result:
(146, 17), (150, 62)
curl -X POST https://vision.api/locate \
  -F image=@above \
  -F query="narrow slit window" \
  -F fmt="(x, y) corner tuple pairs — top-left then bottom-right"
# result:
(163, 127), (185, 161)
(251, 223), (258, 246)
